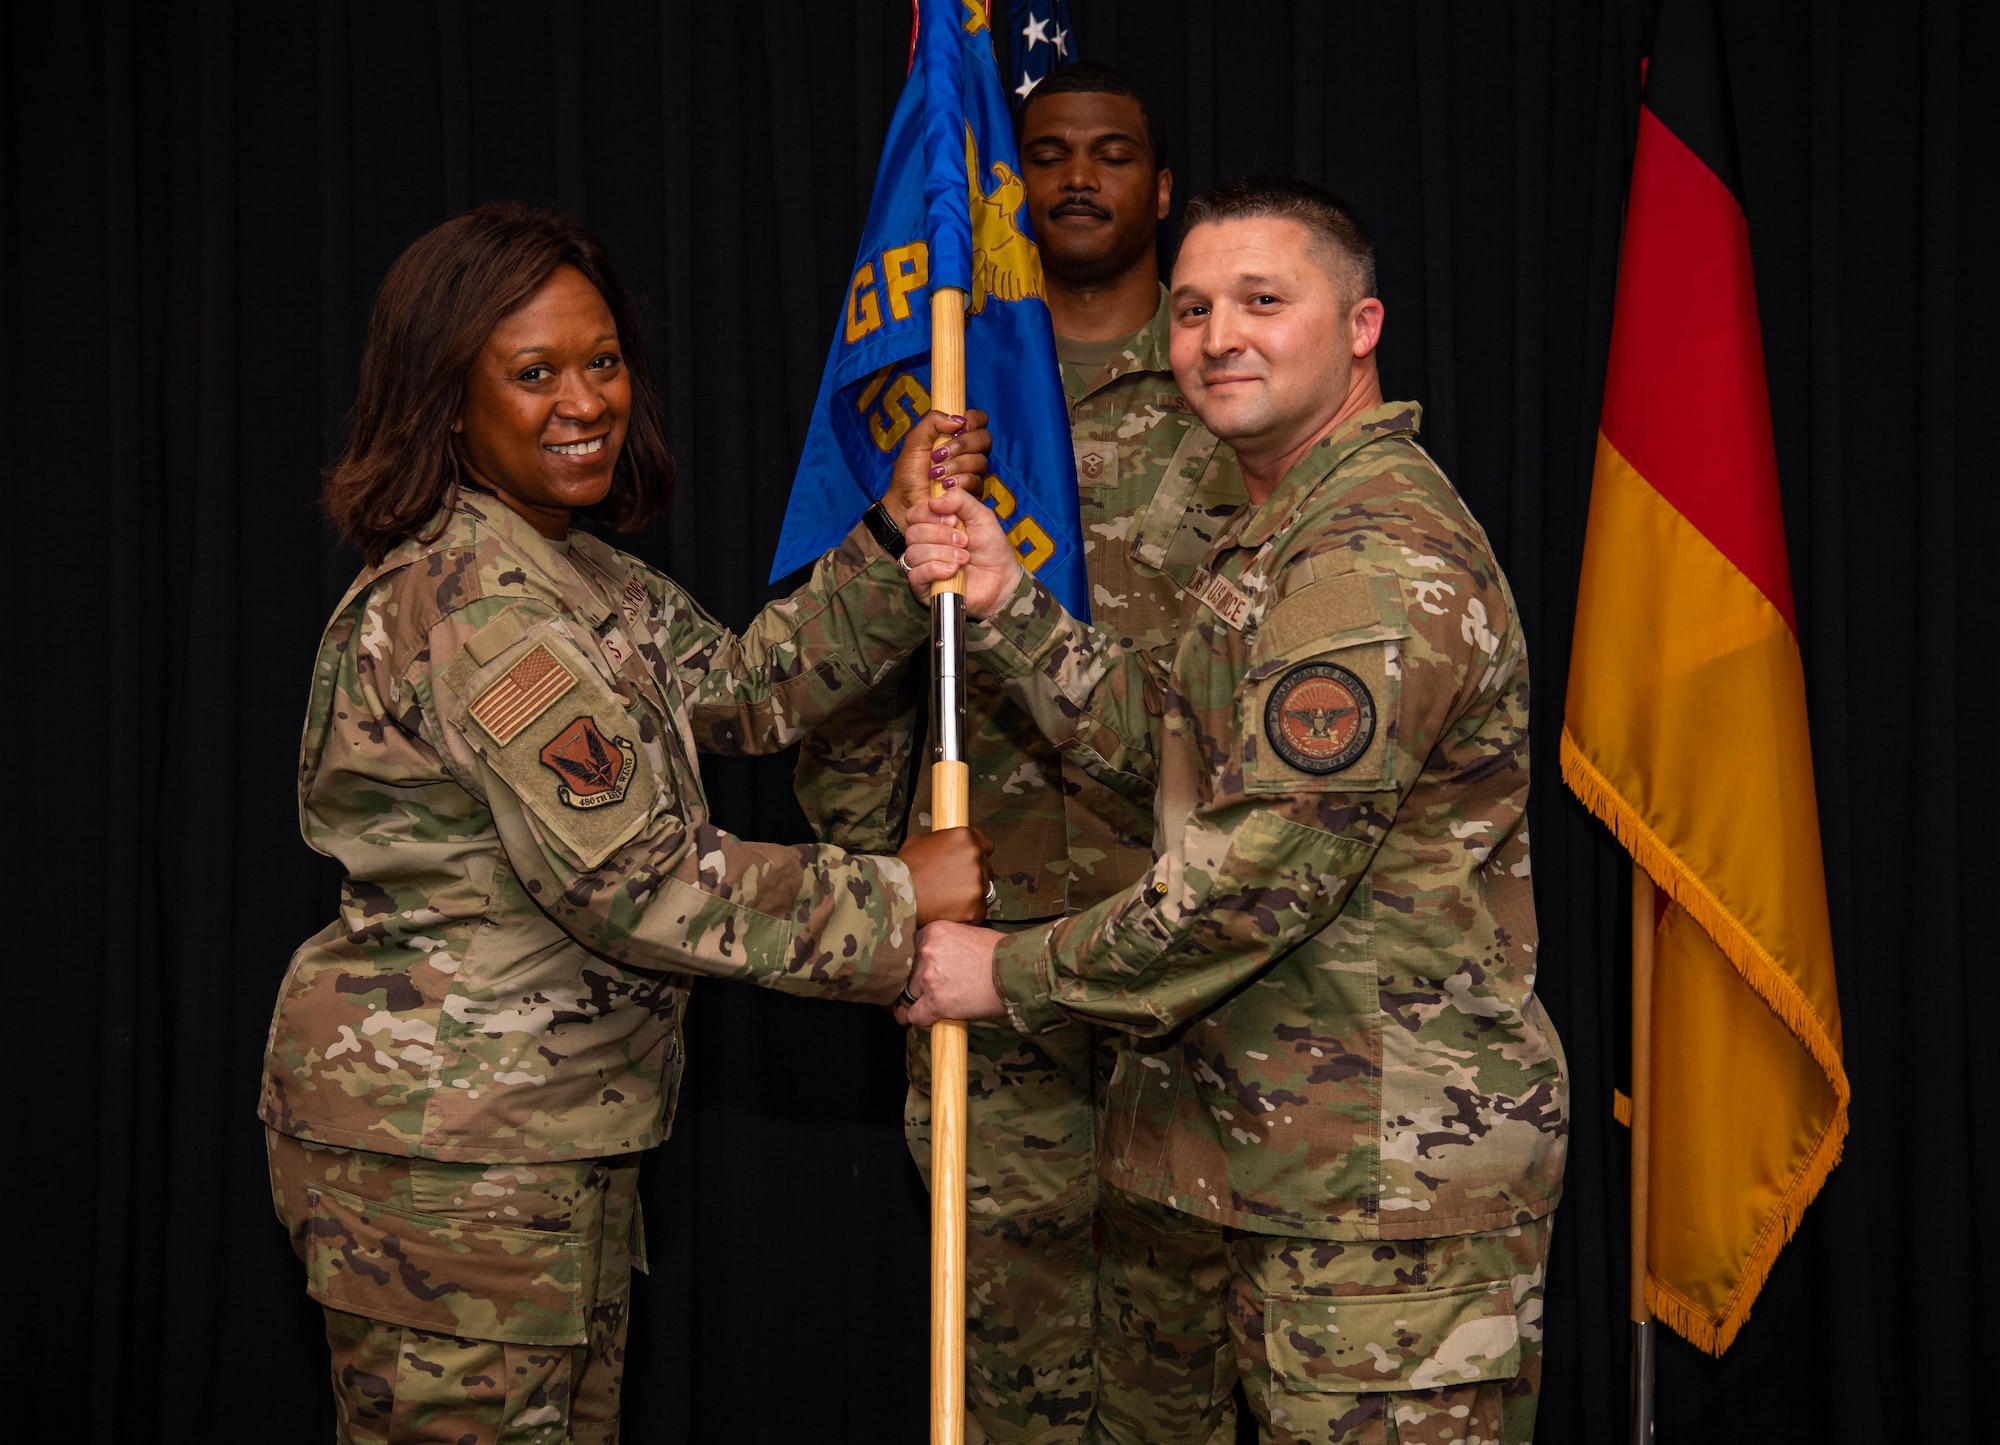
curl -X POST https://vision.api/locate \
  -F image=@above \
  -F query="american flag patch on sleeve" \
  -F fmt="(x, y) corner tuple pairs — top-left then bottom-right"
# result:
(468, 643), (578, 745)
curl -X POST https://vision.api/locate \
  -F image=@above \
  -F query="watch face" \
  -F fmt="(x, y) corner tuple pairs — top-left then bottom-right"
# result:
(1264, 662), (1375, 774)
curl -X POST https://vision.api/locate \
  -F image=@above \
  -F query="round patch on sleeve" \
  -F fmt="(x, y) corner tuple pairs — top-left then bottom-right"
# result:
(1264, 662), (1376, 774)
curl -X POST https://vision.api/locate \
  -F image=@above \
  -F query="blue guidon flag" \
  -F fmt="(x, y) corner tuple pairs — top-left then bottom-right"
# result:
(768, 0), (1088, 622)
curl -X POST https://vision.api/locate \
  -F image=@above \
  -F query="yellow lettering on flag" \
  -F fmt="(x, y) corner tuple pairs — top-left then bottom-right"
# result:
(861, 370), (931, 452)
(979, 476), (1054, 573)
(882, 242), (929, 320)
(845, 263), (881, 342)
(1006, 517), (1054, 571)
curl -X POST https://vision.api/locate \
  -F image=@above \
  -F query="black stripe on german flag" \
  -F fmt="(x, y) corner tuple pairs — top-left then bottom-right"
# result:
(1643, 0), (1745, 205)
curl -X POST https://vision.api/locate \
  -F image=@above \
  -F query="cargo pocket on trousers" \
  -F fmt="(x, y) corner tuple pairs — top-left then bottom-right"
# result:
(1265, 1279), (1520, 1394)
(300, 1180), (589, 1347)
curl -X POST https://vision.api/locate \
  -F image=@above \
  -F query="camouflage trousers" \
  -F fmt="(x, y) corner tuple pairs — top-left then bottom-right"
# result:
(266, 1129), (644, 1444)
(907, 1015), (1237, 1445)
(1097, 1183), (1550, 1445)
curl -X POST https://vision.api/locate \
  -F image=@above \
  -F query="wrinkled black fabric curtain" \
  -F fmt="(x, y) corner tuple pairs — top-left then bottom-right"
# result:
(7, 1), (1989, 1440)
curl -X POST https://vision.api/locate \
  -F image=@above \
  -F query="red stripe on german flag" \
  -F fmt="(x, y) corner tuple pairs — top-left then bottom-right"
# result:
(1600, 104), (1795, 629)
(1563, 0), (1848, 1356)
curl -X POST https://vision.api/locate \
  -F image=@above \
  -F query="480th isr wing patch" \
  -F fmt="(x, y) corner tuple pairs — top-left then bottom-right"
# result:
(539, 716), (637, 809)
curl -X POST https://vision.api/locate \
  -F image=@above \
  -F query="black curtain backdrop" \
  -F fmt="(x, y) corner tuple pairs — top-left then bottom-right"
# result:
(7, 1), (1991, 1440)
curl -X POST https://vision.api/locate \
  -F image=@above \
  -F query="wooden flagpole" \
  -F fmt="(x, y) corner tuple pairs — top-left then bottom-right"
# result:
(1629, 862), (1657, 1444)
(926, 285), (971, 1445)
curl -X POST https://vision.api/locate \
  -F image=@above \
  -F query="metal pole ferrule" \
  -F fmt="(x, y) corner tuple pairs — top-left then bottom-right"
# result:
(1629, 1319), (1656, 1445)
(932, 590), (965, 765)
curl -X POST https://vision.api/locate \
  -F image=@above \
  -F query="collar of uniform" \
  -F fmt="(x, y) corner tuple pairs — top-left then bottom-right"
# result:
(565, 528), (643, 612)
(1233, 400), (1424, 549)
(452, 491), (615, 625)
(1062, 285), (1174, 403)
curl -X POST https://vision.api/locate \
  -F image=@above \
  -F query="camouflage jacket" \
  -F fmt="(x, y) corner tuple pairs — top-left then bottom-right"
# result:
(795, 291), (1244, 918)
(259, 494), (930, 1163)
(970, 403), (1568, 1240)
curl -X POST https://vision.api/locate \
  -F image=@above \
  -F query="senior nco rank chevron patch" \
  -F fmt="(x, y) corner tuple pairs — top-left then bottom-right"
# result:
(1265, 661), (1376, 774)
(539, 717), (637, 809)
(468, 643), (578, 745)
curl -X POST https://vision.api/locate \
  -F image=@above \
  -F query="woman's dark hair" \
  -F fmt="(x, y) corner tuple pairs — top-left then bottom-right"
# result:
(325, 202), (674, 562)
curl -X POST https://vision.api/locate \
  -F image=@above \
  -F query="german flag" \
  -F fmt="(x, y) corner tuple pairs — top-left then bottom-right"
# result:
(1561, 0), (1848, 1354)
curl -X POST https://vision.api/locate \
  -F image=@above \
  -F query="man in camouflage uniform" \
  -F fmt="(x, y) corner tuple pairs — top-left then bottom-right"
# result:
(897, 178), (1568, 1444)
(795, 66), (1245, 1445)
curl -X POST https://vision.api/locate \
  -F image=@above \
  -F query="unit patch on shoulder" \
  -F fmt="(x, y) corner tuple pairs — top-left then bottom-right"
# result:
(1264, 662), (1375, 774)
(468, 643), (578, 745)
(539, 717), (637, 809)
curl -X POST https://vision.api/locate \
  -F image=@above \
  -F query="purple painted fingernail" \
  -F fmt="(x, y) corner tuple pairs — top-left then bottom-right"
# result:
(929, 464), (946, 479)
(942, 476), (959, 488)
(950, 414), (966, 426)
(931, 446), (950, 462)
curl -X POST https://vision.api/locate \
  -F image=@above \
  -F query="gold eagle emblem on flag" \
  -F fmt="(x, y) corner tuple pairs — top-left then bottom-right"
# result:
(964, 122), (1043, 314)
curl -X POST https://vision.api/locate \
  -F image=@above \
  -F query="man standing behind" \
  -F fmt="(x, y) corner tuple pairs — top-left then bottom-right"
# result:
(795, 64), (1245, 1445)
(897, 178), (1568, 1444)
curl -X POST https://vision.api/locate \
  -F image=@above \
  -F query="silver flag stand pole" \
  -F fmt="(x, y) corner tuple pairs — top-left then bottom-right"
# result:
(1629, 864), (1657, 1445)
(1630, 1319), (1657, 1444)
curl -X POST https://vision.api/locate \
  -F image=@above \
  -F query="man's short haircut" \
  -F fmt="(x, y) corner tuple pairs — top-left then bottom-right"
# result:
(1180, 175), (1377, 304)
(1017, 62), (1168, 172)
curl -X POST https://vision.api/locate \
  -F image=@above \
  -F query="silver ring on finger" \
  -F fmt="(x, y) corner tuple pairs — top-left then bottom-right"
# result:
(897, 554), (914, 576)
(897, 985), (918, 1008)
(984, 880), (998, 909)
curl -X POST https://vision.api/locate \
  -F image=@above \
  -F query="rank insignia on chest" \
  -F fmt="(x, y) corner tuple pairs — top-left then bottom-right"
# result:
(1073, 437), (1116, 487)
(468, 644), (578, 745)
(1265, 662), (1376, 774)
(539, 717), (638, 809)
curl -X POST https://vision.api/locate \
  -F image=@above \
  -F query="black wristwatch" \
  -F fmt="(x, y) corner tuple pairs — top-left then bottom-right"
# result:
(863, 500), (907, 558)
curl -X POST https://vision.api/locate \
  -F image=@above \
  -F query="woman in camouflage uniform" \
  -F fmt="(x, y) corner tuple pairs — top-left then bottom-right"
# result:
(260, 204), (991, 1445)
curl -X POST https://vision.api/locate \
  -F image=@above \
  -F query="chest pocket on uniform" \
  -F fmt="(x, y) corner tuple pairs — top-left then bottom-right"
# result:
(1240, 569), (1407, 795)
(440, 615), (661, 871)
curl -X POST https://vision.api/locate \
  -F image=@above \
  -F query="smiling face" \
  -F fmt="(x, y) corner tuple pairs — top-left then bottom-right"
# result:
(1018, 90), (1170, 286)
(1168, 216), (1383, 496)
(456, 264), (630, 537)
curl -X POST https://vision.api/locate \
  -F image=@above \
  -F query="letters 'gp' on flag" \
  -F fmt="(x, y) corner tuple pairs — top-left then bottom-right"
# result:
(1562, 0), (1848, 1355)
(768, 0), (1088, 622)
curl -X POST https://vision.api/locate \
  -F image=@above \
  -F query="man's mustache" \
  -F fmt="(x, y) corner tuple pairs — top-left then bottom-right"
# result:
(1048, 198), (1111, 221)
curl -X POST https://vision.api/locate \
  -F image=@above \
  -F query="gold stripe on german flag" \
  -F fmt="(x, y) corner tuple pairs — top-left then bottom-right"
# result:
(468, 643), (577, 745)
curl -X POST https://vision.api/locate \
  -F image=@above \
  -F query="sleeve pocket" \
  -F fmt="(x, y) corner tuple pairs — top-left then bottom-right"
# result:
(1265, 1279), (1521, 1393)
(1241, 570), (1409, 795)
(299, 1180), (588, 1347)
(441, 618), (660, 871)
